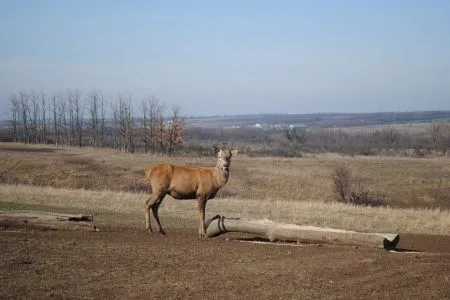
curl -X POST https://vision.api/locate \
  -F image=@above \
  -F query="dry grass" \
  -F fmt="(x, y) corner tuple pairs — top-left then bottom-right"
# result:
(1, 142), (450, 236)
(1, 183), (449, 235)
(1, 142), (450, 209)
(231, 154), (450, 209)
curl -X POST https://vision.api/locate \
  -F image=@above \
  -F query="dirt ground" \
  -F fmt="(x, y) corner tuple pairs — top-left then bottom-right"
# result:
(1, 221), (450, 300)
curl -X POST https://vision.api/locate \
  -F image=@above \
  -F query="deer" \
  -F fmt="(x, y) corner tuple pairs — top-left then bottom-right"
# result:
(144, 146), (238, 237)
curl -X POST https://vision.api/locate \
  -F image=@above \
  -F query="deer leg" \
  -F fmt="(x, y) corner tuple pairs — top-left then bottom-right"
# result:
(151, 196), (166, 235)
(197, 197), (207, 237)
(144, 193), (160, 233)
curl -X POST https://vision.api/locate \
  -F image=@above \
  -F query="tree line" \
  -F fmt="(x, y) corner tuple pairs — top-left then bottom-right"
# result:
(4, 90), (450, 158)
(184, 123), (450, 157)
(6, 89), (183, 155)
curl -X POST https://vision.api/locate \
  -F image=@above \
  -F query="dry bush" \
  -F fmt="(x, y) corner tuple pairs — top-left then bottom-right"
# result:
(414, 147), (426, 158)
(348, 190), (387, 207)
(331, 165), (386, 207)
(331, 165), (351, 203)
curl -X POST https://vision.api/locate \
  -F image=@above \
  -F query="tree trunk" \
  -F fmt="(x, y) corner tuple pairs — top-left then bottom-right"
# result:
(205, 215), (399, 250)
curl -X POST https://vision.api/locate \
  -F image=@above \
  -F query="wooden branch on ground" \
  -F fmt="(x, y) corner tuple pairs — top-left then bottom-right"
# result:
(205, 215), (399, 250)
(0, 210), (98, 232)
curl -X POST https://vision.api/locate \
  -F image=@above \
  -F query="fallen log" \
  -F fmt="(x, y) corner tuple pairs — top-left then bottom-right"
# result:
(205, 215), (399, 250)
(0, 210), (98, 232)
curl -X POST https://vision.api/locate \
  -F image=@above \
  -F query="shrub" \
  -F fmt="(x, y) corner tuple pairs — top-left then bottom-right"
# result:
(414, 147), (425, 158)
(331, 165), (350, 203)
(331, 165), (387, 207)
(348, 190), (387, 207)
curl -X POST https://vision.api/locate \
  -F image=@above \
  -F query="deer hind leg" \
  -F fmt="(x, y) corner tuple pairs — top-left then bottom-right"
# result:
(151, 196), (166, 235)
(197, 197), (207, 238)
(144, 193), (161, 233)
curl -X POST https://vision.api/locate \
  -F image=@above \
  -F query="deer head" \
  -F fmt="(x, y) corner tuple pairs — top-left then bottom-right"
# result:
(213, 146), (238, 171)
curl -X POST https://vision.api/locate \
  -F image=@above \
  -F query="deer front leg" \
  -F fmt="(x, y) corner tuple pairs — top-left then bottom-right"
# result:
(197, 197), (207, 237)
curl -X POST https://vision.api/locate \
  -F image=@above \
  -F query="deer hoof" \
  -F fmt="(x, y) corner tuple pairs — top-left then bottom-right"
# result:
(159, 229), (166, 235)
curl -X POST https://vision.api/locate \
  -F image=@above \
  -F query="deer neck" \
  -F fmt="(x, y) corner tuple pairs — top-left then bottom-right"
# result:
(214, 160), (229, 187)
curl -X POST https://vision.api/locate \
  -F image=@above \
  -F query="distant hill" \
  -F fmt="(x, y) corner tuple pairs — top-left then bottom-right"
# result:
(1, 111), (449, 130)
(184, 111), (450, 128)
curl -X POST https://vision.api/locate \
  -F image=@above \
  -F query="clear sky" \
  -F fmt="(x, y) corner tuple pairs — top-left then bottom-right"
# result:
(1, 0), (449, 117)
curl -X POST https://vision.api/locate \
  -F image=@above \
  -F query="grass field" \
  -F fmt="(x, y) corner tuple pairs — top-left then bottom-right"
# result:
(2, 142), (450, 299)
(1, 184), (449, 235)
(1, 142), (450, 206)
(1, 142), (450, 235)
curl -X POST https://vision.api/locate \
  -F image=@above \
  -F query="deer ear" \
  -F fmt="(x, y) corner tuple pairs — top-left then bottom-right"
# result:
(231, 149), (238, 156)
(212, 146), (219, 155)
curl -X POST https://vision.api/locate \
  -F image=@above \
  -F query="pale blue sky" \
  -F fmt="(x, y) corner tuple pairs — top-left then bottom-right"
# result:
(1, 0), (449, 117)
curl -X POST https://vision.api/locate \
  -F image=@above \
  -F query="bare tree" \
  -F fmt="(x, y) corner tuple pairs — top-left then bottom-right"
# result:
(383, 128), (400, 151)
(140, 96), (162, 154)
(71, 89), (84, 147)
(5, 89), (185, 155)
(125, 96), (135, 153)
(167, 105), (183, 156)
(51, 93), (59, 146)
(118, 95), (126, 151)
(117, 92), (135, 152)
(87, 90), (100, 147)
(28, 91), (40, 143)
(57, 93), (69, 146)
(9, 94), (19, 142)
(99, 93), (107, 147)
(40, 91), (48, 143)
(110, 101), (119, 150)
(155, 102), (166, 155)
(18, 92), (30, 143)
(284, 126), (307, 146)
(67, 90), (76, 145)
(429, 122), (444, 154)
(140, 98), (149, 153)
(149, 97), (162, 154)
(439, 122), (450, 155)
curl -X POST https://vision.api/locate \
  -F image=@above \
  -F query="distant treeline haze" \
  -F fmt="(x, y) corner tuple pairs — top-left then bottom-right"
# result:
(184, 122), (450, 157)
(3, 89), (450, 157)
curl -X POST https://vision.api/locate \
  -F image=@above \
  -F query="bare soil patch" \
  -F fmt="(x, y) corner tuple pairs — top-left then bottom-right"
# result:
(1, 222), (449, 299)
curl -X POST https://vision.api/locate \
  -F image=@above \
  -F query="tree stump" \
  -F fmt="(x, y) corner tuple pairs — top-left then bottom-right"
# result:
(205, 215), (399, 250)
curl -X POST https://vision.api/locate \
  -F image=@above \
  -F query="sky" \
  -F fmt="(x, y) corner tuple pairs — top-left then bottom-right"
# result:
(1, 0), (449, 117)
